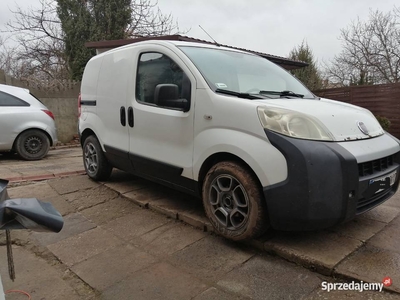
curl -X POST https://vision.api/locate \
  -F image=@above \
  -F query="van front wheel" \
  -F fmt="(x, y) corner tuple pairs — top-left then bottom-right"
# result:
(202, 161), (268, 241)
(83, 136), (112, 181)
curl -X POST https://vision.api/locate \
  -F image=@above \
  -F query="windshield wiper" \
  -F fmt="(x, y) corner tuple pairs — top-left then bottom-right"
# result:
(215, 88), (265, 100)
(259, 90), (304, 98)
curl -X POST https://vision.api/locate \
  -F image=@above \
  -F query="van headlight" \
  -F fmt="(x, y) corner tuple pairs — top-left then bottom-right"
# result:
(257, 107), (334, 141)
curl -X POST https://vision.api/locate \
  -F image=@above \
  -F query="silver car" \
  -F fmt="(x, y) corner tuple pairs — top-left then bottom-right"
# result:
(0, 84), (57, 160)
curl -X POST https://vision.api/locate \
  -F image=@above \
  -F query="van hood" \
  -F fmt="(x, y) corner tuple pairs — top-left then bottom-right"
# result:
(255, 97), (384, 142)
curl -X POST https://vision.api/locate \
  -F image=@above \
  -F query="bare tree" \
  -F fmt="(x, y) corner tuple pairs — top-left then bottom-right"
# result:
(325, 7), (400, 86)
(0, 36), (14, 74)
(2, 0), (183, 84)
(127, 0), (180, 37)
(3, 0), (68, 86)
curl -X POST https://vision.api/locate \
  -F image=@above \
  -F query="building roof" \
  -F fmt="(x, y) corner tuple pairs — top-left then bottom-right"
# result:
(85, 35), (308, 70)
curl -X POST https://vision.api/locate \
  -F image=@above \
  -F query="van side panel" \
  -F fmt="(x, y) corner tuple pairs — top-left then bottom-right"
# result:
(95, 48), (136, 171)
(80, 56), (102, 147)
(81, 55), (102, 105)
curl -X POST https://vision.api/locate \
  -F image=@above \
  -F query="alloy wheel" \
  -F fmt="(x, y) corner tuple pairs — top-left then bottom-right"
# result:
(84, 142), (98, 174)
(208, 175), (250, 229)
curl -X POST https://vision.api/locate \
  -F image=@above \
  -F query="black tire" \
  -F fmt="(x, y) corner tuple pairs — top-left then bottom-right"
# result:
(15, 129), (50, 161)
(82, 135), (112, 181)
(202, 161), (269, 241)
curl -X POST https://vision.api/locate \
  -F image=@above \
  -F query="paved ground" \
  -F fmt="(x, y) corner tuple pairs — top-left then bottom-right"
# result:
(1, 148), (400, 299)
(0, 147), (85, 182)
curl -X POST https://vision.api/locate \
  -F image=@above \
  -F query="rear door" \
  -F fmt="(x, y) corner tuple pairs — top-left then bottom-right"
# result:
(128, 44), (196, 191)
(95, 48), (133, 172)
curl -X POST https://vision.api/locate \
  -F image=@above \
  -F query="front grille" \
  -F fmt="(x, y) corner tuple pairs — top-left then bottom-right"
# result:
(358, 155), (394, 177)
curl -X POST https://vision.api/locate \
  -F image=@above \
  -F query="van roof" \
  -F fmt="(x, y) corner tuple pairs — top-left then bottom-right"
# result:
(85, 35), (308, 70)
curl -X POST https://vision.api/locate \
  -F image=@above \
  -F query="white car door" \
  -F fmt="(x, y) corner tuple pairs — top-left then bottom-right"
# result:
(128, 45), (196, 191)
(0, 91), (30, 151)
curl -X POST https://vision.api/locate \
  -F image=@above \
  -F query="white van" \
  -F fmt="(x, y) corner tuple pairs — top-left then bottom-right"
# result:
(79, 40), (400, 241)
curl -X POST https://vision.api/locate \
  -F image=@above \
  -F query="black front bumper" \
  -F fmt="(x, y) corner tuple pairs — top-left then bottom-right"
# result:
(264, 131), (400, 231)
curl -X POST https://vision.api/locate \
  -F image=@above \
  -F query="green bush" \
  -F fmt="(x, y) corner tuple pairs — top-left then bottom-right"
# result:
(375, 115), (391, 131)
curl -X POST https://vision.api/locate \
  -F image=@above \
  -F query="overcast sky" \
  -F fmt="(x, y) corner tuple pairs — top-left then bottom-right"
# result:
(1, 0), (399, 66)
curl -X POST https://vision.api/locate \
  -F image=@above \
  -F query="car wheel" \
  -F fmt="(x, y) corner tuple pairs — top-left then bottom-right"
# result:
(202, 161), (269, 241)
(15, 129), (50, 161)
(83, 135), (112, 181)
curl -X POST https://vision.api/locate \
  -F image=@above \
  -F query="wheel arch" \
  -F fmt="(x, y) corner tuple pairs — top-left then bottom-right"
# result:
(12, 127), (54, 150)
(197, 152), (263, 194)
(80, 128), (97, 147)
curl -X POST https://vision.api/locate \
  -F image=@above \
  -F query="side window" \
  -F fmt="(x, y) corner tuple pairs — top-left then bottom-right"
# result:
(0, 91), (29, 107)
(136, 52), (191, 110)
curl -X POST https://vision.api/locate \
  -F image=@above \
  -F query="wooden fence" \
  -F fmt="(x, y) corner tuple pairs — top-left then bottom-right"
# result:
(313, 83), (400, 139)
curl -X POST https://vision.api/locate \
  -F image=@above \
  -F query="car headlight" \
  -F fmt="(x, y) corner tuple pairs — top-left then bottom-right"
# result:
(257, 107), (334, 141)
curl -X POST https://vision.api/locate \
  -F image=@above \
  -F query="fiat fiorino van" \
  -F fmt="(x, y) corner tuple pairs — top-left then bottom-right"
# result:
(78, 40), (400, 241)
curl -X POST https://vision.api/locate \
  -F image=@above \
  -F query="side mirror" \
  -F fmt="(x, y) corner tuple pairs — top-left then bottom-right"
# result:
(154, 84), (190, 112)
(0, 179), (63, 233)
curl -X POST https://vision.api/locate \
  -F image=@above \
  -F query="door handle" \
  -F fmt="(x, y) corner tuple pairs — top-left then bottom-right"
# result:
(120, 106), (126, 126)
(128, 107), (134, 127)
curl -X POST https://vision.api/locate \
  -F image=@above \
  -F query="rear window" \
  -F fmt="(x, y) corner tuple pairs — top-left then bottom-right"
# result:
(0, 91), (30, 107)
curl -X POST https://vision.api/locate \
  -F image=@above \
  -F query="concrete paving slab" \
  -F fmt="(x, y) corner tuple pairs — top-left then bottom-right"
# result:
(335, 245), (400, 293)
(0, 246), (89, 300)
(80, 195), (138, 225)
(264, 231), (363, 275)
(127, 188), (212, 231)
(123, 184), (176, 207)
(7, 181), (58, 199)
(100, 262), (208, 300)
(0, 168), (21, 179)
(71, 243), (157, 292)
(176, 208), (213, 231)
(45, 195), (76, 216)
(168, 235), (255, 282)
(131, 222), (207, 257)
(47, 227), (122, 267)
(6, 164), (55, 179)
(328, 217), (387, 242)
(147, 195), (212, 231)
(102, 208), (171, 242)
(359, 205), (400, 224)
(13, 169), (54, 178)
(193, 287), (246, 300)
(32, 212), (96, 246)
(217, 255), (321, 300)
(48, 175), (98, 195)
(390, 214), (400, 226)
(104, 180), (147, 194)
(382, 192), (400, 209)
(367, 224), (400, 255)
(38, 165), (78, 174)
(64, 185), (119, 211)
(8, 165), (37, 172)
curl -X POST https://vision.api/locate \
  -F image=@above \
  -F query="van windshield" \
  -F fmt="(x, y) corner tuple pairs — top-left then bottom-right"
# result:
(179, 46), (315, 99)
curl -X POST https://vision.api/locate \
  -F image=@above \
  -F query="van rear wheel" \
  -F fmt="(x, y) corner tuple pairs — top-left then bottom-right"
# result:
(202, 161), (269, 241)
(83, 136), (112, 181)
